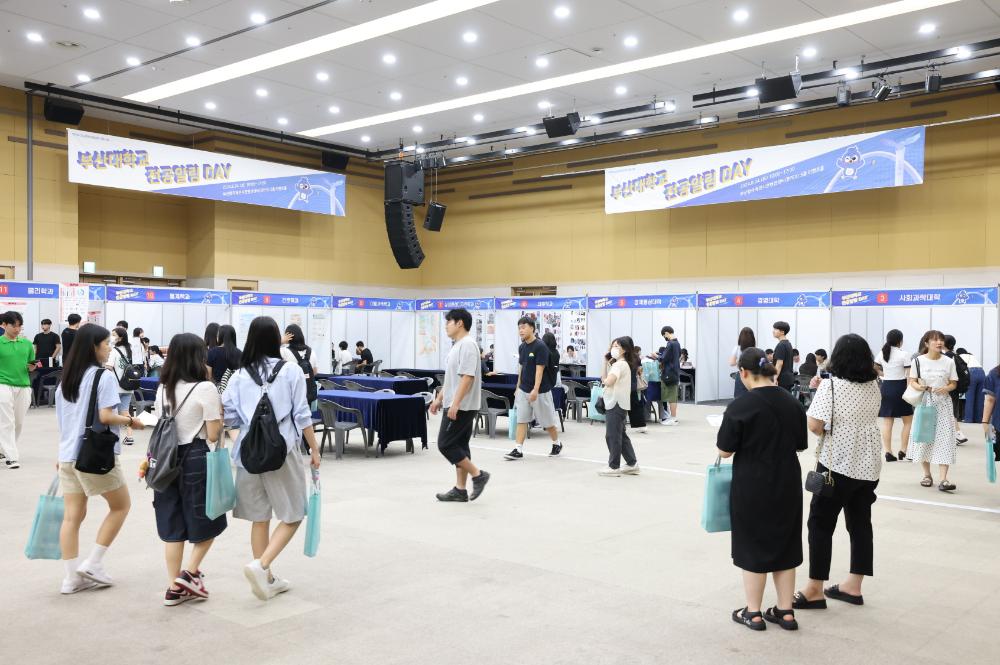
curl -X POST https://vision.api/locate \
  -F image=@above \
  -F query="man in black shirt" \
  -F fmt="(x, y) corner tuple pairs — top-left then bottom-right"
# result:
(504, 317), (563, 460)
(61, 313), (81, 360)
(771, 321), (795, 391)
(33, 319), (61, 367)
(355, 341), (375, 374)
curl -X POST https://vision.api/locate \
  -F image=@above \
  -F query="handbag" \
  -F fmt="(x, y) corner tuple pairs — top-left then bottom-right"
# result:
(75, 369), (120, 475)
(24, 474), (64, 560)
(205, 439), (237, 519)
(700, 456), (733, 533)
(589, 386), (606, 420)
(902, 358), (924, 406)
(805, 379), (836, 497)
(303, 470), (322, 557)
(986, 428), (997, 484)
(911, 392), (938, 444)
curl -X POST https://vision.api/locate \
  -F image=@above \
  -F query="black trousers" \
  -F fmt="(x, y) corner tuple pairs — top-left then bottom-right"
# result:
(807, 464), (878, 580)
(628, 390), (646, 428)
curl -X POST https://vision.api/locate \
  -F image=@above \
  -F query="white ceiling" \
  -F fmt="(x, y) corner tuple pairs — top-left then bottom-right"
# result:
(1, 0), (998, 156)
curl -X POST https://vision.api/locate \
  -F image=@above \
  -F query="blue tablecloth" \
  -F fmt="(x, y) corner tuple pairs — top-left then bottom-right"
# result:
(384, 368), (444, 388)
(139, 376), (159, 401)
(483, 372), (518, 386)
(482, 384), (566, 413)
(317, 389), (427, 454)
(317, 374), (427, 395)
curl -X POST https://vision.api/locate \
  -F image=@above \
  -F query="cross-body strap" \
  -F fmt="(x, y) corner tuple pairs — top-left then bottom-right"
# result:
(85, 368), (105, 431)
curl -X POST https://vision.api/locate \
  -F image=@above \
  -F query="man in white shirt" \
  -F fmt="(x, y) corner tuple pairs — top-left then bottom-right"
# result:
(430, 308), (489, 502)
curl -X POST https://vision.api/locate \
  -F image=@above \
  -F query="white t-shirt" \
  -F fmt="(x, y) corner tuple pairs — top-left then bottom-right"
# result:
(335, 349), (353, 374)
(443, 335), (481, 411)
(909, 354), (958, 388)
(961, 353), (982, 369)
(875, 346), (911, 381)
(154, 380), (222, 444)
(280, 346), (308, 376)
(603, 359), (632, 410)
(807, 377), (883, 481)
(56, 367), (122, 462)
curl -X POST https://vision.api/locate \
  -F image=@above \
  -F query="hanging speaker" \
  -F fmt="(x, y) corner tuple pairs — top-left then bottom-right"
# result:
(543, 112), (581, 138)
(754, 73), (802, 103)
(43, 98), (85, 125)
(423, 202), (446, 232)
(384, 161), (425, 204)
(384, 201), (424, 269)
(321, 151), (350, 170)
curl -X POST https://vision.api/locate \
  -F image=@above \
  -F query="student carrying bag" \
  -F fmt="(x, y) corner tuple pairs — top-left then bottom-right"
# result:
(240, 361), (289, 474)
(75, 369), (120, 475)
(144, 383), (201, 492)
(290, 348), (318, 403)
(114, 347), (141, 391)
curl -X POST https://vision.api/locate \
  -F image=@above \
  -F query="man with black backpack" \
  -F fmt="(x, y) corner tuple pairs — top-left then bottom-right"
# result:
(944, 335), (970, 444)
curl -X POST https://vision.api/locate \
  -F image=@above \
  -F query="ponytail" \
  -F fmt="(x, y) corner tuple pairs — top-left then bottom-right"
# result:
(883, 329), (903, 363)
(738, 347), (778, 378)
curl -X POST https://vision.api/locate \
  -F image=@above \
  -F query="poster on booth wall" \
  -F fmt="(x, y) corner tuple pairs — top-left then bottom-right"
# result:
(416, 312), (439, 361)
(59, 283), (89, 324)
(308, 309), (332, 375)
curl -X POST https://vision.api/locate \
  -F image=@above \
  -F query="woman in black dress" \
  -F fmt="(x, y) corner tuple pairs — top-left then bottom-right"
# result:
(717, 347), (808, 632)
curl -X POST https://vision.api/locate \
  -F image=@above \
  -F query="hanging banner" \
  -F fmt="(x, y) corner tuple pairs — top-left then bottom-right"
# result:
(833, 287), (998, 307)
(233, 292), (331, 308)
(332, 296), (414, 311)
(67, 129), (346, 216)
(698, 292), (831, 308)
(0, 281), (58, 299)
(495, 297), (587, 310)
(605, 126), (925, 214)
(588, 294), (697, 309)
(415, 298), (494, 311)
(107, 286), (230, 305)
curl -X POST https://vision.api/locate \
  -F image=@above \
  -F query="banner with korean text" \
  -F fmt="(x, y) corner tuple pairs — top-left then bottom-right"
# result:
(833, 287), (998, 307)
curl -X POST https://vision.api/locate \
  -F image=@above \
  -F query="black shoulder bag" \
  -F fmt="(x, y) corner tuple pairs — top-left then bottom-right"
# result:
(804, 379), (836, 497)
(75, 369), (120, 475)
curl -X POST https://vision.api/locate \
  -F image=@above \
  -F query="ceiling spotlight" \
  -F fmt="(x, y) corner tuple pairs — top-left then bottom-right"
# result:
(382, 53), (397, 65)
(589, 116), (602, 124)
(538, 100), (552, 109)
(525, 128), (537, 135)
(473, 113), (484, 122)
(872, 78), (892, 101)
(838, 67), (859, 80)
(316, 71), (329, 81)
(775, 103), (796, 112)
(802, 46), (817, 58)
(360, 135), (371, 143)
(554, 6), (570, 19)
(416, 147), (426, 154)
(732, 8), (750, 23)
(615, 85), (627, 95)
(659, 101), (676, 112)
(623, 35), (639, 48)
(255, 88), (268, 97)
(328, 105), (340, 114)
(250, 12), (267, 25)
(746, 87), (759, 97)
(26, 32), (43, 43)
(535, 56), (549, 68)
(462, 31), (478, 43)
(836, 83), (851, 107)
(204, 101), (217, 110)
(560, 138), (579, 145)
(918, 22), (936, 35)
(126, 56), (141, 67)
(186, 36), (201, 47)
(700, 115), (718, 123)
(76, 73), (91, 83)
(83, 8), (101, 20)
(413, 125), (423, 133)
(404, 145), (415, 151)
(505, 148), (519, 154)
(455, 76), (468, 86)
(277, 117), (288, 126)
(955, 46), (970, 59)
(389, 91), (402, 101)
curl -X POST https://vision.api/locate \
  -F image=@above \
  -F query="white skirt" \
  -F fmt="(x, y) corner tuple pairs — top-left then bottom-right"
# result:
(908, 394), (957, 465)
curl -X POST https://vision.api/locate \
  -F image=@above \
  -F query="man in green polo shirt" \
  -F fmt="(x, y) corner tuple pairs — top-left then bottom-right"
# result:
(1, 311), (39, 469)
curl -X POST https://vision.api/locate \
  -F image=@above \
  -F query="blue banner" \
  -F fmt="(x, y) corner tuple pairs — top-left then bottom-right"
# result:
(88, 285), (106, 301)
(233, 292), (331, 308)
(698, 291), (831, 308)
(415, 298), (494, 311)
(332, 296), (414, 311)
(107, 286), (230, 305)
(588, 294), (697, 309)
(0, 281), (58, 299)
(495, 297), (587, 310)
(833, 288), (998, 307)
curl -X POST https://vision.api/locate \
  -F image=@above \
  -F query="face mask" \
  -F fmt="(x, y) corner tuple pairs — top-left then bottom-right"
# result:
(611, 347), (622, 359)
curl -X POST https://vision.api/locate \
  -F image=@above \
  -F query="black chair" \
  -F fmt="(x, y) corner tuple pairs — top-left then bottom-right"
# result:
(37, 370), (63, 408)
(434, 373), (445, 388)
(378, 371), (396, 378)
(131, 389), (155, 415)
(317, 399), (370, 458)
(474, 390), (512, 439)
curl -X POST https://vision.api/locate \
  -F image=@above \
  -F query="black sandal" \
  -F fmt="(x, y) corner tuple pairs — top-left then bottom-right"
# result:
(764, 606), (799, 631)
(825, 584), (864, 606)
(732, 607), (766, 631)
(792, 591), (827, 610)
(938, 480), (956, 492)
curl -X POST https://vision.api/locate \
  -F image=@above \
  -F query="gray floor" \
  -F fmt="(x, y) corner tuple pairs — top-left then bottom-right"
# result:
(3, 404), (999, 665)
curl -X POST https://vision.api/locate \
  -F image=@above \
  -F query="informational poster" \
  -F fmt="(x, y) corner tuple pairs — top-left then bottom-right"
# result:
(59, 283), (90, 323)
(416, 312), (439, 360)
(308, 309), (332, 375)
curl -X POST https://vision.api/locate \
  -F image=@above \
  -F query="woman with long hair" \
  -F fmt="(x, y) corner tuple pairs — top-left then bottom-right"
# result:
(874, 329), (913, 462)
(907, 330), (958, 491)
(222, 316), (321, 601)
(108, 327), (135, 446)
(729, 327), (756, 398)
(541, 331), (561, 392)
(204, 322), (220, 350)
(57, 324), (145, 594)
(152, 333), (227, 606)
(208, 324), (241, 385)
(598, 336), (641, 476)
(147, 345), (166, 377)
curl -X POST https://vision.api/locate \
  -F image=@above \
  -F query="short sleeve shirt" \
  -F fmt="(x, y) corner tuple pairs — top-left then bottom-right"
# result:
(443, 335), (482, 411)
(983, 369), (1000, 431)
(909, 354), (958, 388)
(773, 340), (795, 387)
(875, 346), (911, 381)
(33, 331), (60, 359)
(57, 367), (121, 462)
(806, 377), (883, 481)
(518, 338), (551, 393)
(0, 336), (35, 387)
(155, 381), (223, 444)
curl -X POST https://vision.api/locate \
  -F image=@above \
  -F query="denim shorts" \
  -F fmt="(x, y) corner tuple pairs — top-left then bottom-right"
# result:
(152, 439), (228, 543)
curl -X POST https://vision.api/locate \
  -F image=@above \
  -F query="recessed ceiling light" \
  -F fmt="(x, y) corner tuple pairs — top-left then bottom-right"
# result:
(360, 135), (371, 143)
(746, 87), (759, 97)
(404, 145), (416, 151)
(473, 112), (484, 121)
(126, 56), (141, 67)
(561, 138), (578, 145)
(462, 31), (478, 43)
(467, 138), (477, 145)
(776, 104), (796, 111)
(535, 56), (549, 68)
(615, 85), (627, 95)
(838, 67), (859, 79)
(277, 117), (289, 125)
(76, 73), (91, 83)
(452, 156), (469, 162)
(656, 100), (676, 112)
(525, 127), (537, 135)
(328, 105), (340, 113)
(26, 32), (43, 43)
(732, 8), (750, 22)
(700, 115), (719, 123)
(316, 71), (329, 81)
(83, 8), (101, 20)
(955, 45), (970, 58)
(538, 100), (551, 109)
(554, 6), (570, 19)
(505, 148), (519, 154)
(382, 53), (397, 65)
(589, 116), (601, 124)
(623, 128), (641, 135)
(186, 36), (201, 47)
(623, 35), (638, 48)
(802, 46), (817, 58)
(204, 101), (217, 110)
(389, 91), (402, 101)
(455, 76), (469, 86)
(918, 22), (936, 34)
(250, 12), (267, 25)
(255, 87), (269, 97)
(416, 147), (425, 154)
(413, 125), (423, 133)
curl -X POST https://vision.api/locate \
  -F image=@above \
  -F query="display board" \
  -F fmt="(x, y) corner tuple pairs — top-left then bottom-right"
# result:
(231, 291), (333, 374)
(492, 297), (586, 374)
(414, 298), (494, 369)
(0, 281), (61, 346)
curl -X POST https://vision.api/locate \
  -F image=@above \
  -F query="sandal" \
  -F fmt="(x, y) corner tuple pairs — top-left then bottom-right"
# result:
(824, 584), (864, 606)
(792, 591), (827, 610)
(938, 480), (956, 492)
(732, 607), (766, 631)
(764, 606), (799, 631)
(920, 476), (933, 487)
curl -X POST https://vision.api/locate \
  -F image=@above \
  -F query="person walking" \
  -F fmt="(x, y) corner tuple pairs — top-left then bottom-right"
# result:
(504, 317), (563, 460)
(430, 308), (489, 502)
(795, 334), (882, 611)
(108, 327), (136, 446)
(957, 347), (985, 428)
(943, 336), (970, 445)
(222, 316), (321, 601)
(628, 345), (648, 435)
(908, 330), (958, 492)
(152, 333), (227, 606)
(598, 337), (640, 477)
(61, 313), (82, 361)
(874, 329), (913, 462)
(208, 324), (241, 386)
(657, 326), (682, 425)
(728, 327), (756, 399)
(57, 324), (145, 594)
(717, 347), (806, 632)
(283, 323), (317, 406)
(772, 322), (795, 392)
(1, 311), (39, 469)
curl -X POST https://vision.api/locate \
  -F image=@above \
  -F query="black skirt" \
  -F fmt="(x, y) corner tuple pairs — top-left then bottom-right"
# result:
(878, 379), (914, 418)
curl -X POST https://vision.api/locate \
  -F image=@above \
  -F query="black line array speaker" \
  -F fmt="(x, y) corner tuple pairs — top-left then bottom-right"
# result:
(543, 112), (581, 138)
(44, 98), (85, 125)
(321, 151), (350, 170)
(384, 201), (424, 269)
(384, 161), (425, 204)
(754, 73), (802, 103)
(423, 202), (446, 232)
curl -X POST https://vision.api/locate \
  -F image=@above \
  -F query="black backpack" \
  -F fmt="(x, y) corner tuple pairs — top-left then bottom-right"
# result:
(240, 361), (289, 474)
(290, 348), (318, 403)
(114, 348), (141, 391)
(952, 353), (970, 393)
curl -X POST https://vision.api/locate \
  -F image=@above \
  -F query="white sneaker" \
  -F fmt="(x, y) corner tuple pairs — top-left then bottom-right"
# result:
(598, 467), (622, 477)
(622, 464), (641, 475)
(244, 560), (274, 601)
(77, 561), (113, 586)
(268, 576), (291, 596)
(61, 576), (98, 594)
(664, 418), (679, 426)
(634, 427), (648, 434)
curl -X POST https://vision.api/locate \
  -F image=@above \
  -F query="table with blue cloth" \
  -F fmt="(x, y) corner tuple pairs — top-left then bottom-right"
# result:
(482, 372), (519, 385)
(482, 384), (566, 431)
(139, 376), (159, 401)
(384, 368), (443, 388)
(317, 374), (428, 395)
(316, 389), (427, 457)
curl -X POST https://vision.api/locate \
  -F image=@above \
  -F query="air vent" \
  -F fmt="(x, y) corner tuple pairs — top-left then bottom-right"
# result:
(55, 41), (84, 49)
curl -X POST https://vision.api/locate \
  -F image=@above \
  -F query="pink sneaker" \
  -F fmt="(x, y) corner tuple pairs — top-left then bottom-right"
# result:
(163, 587), (196, 606)
(173, 570), (209, 599)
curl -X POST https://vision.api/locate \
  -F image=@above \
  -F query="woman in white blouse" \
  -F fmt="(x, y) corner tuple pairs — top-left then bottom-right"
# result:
(598, 337), (640, 477)
(907, 330), (958, 492)
(874, 329), (913, 462)
(795, 334), (882, 611)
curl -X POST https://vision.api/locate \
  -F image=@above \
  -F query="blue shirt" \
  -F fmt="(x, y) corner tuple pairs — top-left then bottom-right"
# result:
(983, 368), (1000, 432)
(56, 367), (122, 462)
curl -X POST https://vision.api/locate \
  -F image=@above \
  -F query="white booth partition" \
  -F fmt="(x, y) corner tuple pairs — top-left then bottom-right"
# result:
(0, 281), (61, 342)
(230, 292), (333, 374)
(492, 297), (587, 374)
(104, 286), (230, 350)
(833, 287), (999, 370)
(331, 296), (415, 370)
(586, 294), (697, 377)
(414, 298), (495, 370)
(696, 291), (832, 403)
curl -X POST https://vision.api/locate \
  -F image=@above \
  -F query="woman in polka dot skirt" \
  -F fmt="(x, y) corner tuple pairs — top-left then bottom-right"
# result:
(906, 330), (958, 492)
